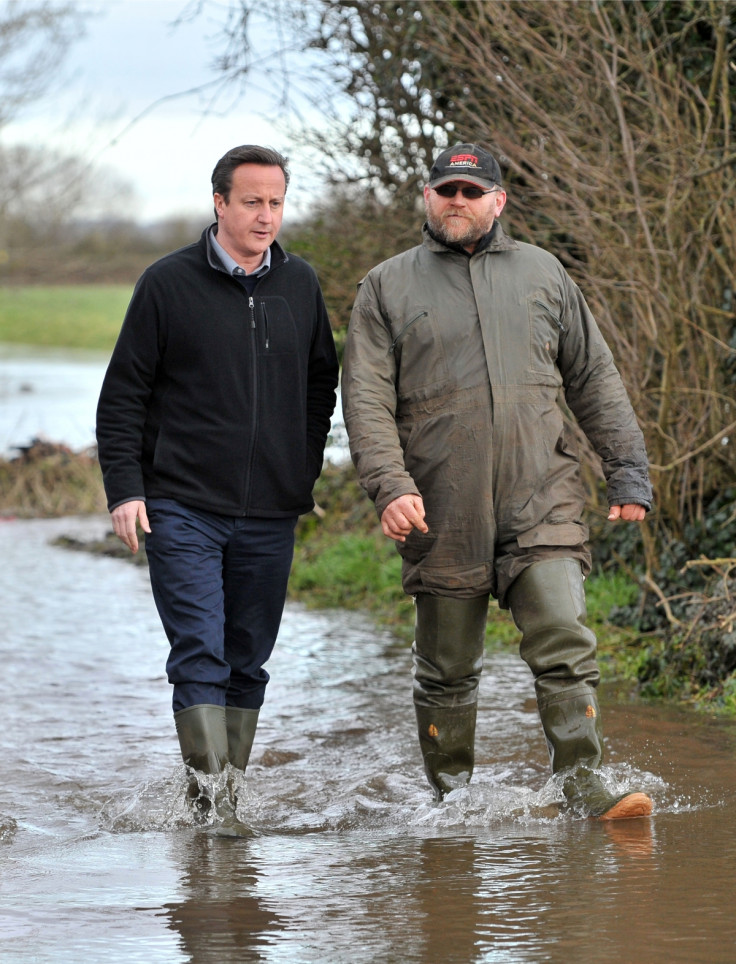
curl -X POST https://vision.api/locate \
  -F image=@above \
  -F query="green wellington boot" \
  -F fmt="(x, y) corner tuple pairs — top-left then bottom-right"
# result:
(539, 693), (652, 820)
(509, 559), (652, 820)
(226, 707), (260, 771)
(415, 703), (478, 801)
(219, 707), (261, 837)
(174, 703), (229, 772)
(413, 594), (488, 801)
(174, 703), (229, 821)
(175, 703), (255, 836)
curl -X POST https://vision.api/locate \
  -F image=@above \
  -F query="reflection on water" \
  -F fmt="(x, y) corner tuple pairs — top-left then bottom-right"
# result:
(2, 517), (736, 962)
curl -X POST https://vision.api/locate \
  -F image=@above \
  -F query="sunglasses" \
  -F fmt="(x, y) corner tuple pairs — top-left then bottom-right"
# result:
(433, 183), (496, 200)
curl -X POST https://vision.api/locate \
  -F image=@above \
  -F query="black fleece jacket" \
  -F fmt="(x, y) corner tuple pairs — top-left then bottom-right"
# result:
(96, 227), (339, 517)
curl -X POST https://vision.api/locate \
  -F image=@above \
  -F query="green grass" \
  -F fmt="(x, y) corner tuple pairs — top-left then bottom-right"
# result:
(0, 284), (132, 350)
(583, 569), (646, 681)
(289, 528), (417, 638)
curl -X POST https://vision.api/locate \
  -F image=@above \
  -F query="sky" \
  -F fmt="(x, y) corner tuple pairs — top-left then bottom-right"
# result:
(3, 0), (323, 223)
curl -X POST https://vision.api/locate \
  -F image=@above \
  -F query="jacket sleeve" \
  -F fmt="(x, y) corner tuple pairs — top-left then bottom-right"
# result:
(305, 283), (339, 484)
(95, 273), (162, 510)
(341, 274), (421, 518)
(558, 275), (653, 510)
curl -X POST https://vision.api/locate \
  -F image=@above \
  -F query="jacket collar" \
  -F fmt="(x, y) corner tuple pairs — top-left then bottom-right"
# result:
(201, 224), (289, 274)
(422, 219), (518, 256)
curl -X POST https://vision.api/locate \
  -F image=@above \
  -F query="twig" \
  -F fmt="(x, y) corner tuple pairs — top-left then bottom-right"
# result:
(641, 573), (683, 627)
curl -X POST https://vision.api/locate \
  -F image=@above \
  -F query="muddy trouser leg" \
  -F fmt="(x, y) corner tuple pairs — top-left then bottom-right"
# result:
(508, 558), (652, 819)
(412, 593), (489, 800)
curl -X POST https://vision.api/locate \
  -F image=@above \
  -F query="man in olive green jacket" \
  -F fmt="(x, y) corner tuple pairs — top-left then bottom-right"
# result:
(342, 143), (653, 820)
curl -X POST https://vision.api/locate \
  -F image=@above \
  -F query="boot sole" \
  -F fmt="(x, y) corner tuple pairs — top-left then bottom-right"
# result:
(597, 791), (653, 821)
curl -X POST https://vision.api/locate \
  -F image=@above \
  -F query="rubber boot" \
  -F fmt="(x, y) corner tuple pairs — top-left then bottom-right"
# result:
(539, 693), (652, 819)
(174, 703), (229, 773)
(174, 703), (230, 824)
(216, 707), (261, 838)
(226, 707), (260, 771)
(415, 703), (478, 801)
(509, 559), (652, 820)
(412, 594), (488, 800)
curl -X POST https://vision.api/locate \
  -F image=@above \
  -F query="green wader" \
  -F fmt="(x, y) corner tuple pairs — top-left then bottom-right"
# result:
(508, 558), (652, 819)
(412, 594), (489, 801)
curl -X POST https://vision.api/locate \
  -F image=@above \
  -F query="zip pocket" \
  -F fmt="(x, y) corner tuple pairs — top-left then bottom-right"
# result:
(389, 310), (429, 354)
(534, 299), (565, 333)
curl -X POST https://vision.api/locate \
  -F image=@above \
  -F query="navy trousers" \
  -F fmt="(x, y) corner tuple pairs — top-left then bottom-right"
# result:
(145, 498), (297, 714)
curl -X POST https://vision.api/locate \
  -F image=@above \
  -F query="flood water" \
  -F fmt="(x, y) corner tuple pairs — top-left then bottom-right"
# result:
(3, 515), (736, 962)
(0, 345), (349, 461)
(0, 345), (108, 456)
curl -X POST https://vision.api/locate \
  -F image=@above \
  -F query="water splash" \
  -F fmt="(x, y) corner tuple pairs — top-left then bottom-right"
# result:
(0, 814), (17, 843)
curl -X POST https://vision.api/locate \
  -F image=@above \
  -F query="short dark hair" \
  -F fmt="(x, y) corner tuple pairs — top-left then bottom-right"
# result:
(211, 145), (290, 205)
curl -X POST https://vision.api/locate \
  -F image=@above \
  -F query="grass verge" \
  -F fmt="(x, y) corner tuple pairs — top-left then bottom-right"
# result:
(0, 441), (107, 517)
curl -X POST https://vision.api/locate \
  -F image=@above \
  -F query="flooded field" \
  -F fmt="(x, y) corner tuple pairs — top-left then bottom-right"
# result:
(0, 345), (108, 456)
(2, 515), (736, 962)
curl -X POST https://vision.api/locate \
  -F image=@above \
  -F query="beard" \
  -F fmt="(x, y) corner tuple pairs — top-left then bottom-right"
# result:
(425, 201), (495, 250)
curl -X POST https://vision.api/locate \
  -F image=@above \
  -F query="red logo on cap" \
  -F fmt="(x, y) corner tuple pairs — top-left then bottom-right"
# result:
(450, 153), (479, 166)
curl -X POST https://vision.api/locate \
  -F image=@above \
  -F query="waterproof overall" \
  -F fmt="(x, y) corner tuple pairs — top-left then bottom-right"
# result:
(342, 220), (652, 819)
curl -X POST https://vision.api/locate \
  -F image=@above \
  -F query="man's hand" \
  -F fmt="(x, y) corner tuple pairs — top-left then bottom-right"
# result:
(608, 504), (646, 523)
(110, 500), (151, 553)
(381, 494), (428, 543)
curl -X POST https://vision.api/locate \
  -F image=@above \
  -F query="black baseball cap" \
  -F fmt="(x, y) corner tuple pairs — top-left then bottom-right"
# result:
(428, 143), (503, 189)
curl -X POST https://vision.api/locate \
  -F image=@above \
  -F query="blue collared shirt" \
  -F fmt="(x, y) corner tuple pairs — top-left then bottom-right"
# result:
(209, 226), (272, 280)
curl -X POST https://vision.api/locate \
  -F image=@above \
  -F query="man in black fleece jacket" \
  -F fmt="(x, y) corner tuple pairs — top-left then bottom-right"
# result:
(96, 145), (338, 823)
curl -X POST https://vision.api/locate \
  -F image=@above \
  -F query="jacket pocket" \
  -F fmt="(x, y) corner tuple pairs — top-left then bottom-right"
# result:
(257, 296), (298, 355)
(419, 561), (492, 592)
(516, 522), (588, 549)
(527, 296), (564, 377)
(390, 307), (449, 398)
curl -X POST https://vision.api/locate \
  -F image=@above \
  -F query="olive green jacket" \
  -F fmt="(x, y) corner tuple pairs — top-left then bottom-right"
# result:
(341, 222), (652, 598)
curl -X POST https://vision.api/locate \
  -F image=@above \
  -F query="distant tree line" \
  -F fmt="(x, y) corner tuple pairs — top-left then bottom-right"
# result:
(1, 211), (212, 283)
(0, 2), (209, 282)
